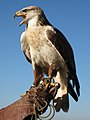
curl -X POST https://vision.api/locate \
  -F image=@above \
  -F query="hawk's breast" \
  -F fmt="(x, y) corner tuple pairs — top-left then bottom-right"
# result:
(26, 26), (67, 72)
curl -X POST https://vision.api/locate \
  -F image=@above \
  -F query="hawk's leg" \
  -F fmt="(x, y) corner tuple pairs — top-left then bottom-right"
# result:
(48, 62), (57, 83)
(33, 64), (43, 86)
(48, 62), (57, 81)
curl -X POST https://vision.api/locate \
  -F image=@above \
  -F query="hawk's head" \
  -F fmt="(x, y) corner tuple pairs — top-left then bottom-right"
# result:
(14, 6), (44, 26)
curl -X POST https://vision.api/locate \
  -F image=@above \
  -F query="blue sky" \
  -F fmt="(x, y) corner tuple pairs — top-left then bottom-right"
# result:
(0, 0), (90, 120)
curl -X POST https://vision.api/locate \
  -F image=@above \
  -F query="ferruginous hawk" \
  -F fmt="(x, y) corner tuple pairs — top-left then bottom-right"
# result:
(14, 6), (80, 112)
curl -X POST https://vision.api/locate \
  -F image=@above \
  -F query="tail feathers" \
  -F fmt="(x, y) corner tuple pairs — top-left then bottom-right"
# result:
(54, 93), (69, 112)
(76, 79), (80, 97)
(68, 82), (78, 102)
(54, 82), (79, 112)
(71, 73), (80, 97)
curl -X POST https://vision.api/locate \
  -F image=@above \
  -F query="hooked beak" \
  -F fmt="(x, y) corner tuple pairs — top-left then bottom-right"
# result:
(14, 12), (27, 26)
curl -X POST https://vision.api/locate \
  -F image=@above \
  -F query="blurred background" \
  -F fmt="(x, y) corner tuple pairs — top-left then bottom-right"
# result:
(0, 0), (90, 120)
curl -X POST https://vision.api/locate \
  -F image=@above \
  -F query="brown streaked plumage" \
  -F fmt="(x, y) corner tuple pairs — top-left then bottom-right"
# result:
(14, 6), (80, 112)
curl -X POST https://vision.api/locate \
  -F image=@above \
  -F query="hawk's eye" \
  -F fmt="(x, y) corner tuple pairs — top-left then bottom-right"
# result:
(22, 9), (27, 12)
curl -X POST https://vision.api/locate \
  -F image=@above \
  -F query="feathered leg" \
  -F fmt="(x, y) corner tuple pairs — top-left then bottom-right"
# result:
(48, 62), (57, 80)
(33, 64), (43, 86)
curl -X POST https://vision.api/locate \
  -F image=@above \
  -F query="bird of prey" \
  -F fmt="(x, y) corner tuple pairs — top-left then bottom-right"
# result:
(14, 6), (80, 112)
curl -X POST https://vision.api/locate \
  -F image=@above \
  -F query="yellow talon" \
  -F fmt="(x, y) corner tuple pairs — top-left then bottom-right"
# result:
(20, 90), (28, 97)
